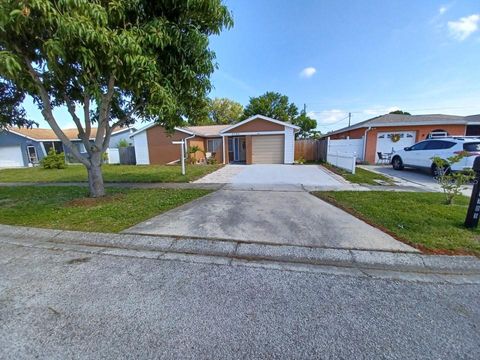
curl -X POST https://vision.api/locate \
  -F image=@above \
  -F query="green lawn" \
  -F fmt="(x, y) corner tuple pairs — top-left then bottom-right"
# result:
(0, 186), (211, 233)
(322, 163), (394, 185)
(314, 191), (480, 256)
(0, 164), (221, 183)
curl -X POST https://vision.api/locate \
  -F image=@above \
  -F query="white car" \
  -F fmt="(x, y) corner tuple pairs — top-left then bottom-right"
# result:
(391, 137), (480, 175)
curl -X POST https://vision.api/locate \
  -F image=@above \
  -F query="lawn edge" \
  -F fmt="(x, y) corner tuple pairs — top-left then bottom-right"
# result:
(312, 191), (478, 257)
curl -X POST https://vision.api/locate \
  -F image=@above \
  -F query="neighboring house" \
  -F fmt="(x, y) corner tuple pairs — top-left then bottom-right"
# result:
(325, 113), (480, 163)
(130, 114), (300, 165)
(0, 126), (134, 167)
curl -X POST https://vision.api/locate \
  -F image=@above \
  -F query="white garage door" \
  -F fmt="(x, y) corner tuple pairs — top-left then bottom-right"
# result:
(252, 135), (284, 164)
(376, 132), (416, 161)
(0, 146), (24, 167)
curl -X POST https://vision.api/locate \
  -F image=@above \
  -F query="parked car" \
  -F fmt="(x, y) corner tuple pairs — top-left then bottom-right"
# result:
(391, 137), (480, 175)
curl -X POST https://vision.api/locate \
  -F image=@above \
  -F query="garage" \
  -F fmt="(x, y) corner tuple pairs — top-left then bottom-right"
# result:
(252, 135), (284, 164)
(0, 145), (24, 167)
(376, 131), (416, 161)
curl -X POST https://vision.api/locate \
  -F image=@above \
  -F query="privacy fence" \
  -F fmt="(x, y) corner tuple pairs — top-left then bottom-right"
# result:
(295, 137), (364, 174)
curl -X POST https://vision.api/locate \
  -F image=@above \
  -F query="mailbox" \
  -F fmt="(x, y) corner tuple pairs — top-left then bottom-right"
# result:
(465, 157), (480, 228)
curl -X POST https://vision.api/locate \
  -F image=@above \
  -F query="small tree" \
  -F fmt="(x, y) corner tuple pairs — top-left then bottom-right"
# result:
(208, 97), (243, 124)
(40, 148), (66, 169)
(432, 153), (475, 205)
(117, 139), (129, 148)
(0, 1), (232, 197)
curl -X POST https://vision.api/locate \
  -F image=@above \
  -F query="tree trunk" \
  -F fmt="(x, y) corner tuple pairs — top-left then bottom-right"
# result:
(87, 153), (105, 197)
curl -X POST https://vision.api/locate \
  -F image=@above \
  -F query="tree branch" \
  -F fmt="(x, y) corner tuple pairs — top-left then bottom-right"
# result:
(19, 53), (90, 167)
(63, 92), (92, 153)
(95, 74), (116, 150)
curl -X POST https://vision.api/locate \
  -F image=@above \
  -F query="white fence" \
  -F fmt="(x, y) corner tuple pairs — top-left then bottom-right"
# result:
(106, 148), (120, 164)
(328, 138), (364, 161)
(327, 151), (357, 174)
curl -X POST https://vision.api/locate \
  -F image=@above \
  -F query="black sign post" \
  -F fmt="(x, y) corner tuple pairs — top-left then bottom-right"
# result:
(465, 157), (480, 228)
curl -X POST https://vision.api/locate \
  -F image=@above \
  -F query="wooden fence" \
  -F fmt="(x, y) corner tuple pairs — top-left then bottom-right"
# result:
(294, 140), (319, 161)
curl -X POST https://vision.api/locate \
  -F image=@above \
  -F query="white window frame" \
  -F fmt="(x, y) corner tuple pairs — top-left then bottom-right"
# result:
(207, 138), (222, 153)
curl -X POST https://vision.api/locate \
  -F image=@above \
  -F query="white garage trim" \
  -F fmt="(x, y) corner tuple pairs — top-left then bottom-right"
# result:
(0, 145), (24, 167)
(376, 131), (416, 161)
(284, 128), (295, 164)
(252, 135), (284, 164)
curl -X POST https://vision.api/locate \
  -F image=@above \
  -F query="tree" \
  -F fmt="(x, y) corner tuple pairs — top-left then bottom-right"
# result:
(389, 110), (411, 115)
(243, 92), (317, 138)
(243, 91), (298, 122)
(0, 79), (35, 129)
(208, 97), (243, 124)
(0, 0), (232, 197)
(292, 111), (317, 139)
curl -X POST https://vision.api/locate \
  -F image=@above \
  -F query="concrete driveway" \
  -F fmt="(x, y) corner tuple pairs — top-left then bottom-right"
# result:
(195, 164), (345, 187)
(363, 165), (473, 197)
(125, 189), (416, 252)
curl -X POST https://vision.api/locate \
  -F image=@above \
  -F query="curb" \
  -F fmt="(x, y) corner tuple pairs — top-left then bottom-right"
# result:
(0, 224), (479, 276)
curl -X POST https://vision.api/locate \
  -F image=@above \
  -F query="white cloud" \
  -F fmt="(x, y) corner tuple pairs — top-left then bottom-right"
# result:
(448, 14), (480, 41)
(439, 6), (448, 15)
(308, 109), (346, 125)
(299, 67), (317, 78)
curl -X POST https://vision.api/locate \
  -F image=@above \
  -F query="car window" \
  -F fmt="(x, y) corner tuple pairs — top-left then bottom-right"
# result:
(410, 141), (429, 151)
(464, 142), (480, 152)
(425, 141), (456, 150)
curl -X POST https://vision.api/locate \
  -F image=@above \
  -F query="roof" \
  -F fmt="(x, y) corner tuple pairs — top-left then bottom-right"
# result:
(184, 125), (230, 137)
(220, 114), (300, 134)
(6, 126), (132, 141)
(325, 113), (477, 137)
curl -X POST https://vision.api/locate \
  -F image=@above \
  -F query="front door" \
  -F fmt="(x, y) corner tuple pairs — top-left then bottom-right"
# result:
(232, 137), (246, 162)
(26, 145), (38, 164)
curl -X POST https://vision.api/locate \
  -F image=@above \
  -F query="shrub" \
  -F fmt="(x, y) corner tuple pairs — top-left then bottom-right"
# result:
(296, 156), (305, 164)
(117, 139), (129, 148)
(40, 148), (66, 169)
(432, 153), (475, 205)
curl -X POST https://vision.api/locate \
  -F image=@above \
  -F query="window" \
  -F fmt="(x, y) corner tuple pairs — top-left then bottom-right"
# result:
(410, 141), (429, 151)
(207, 139), (222, 153)
(27, 146), (38, 163)
(427, 129), (448, 139)
(464, 142), (480, 152)
(43, 141), (64, 154)
(425, 141), (456, 150)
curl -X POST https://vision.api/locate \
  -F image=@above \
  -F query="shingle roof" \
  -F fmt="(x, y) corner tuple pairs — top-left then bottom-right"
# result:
(326, 113), (476, 136)
(184, 125), (230, 137)
(7, 126), (130, 141)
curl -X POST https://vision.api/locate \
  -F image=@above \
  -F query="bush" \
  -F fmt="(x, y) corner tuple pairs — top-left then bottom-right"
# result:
(40, 149), (66, 169)
(296, 156), (305, 164)
(117, 139), (129, 148)
(432, 153), (475, 205)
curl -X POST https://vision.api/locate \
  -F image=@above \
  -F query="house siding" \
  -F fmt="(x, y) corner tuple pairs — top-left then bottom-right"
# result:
(228, 118), (285, 133)
(134, 131), (150, 165)
(284, 127), (295, 164)
(146, 126), (190, 164)
(0, 130), (45, 166)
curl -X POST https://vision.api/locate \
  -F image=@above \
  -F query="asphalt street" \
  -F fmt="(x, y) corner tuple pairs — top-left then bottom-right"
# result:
(1, 242), (479, 360)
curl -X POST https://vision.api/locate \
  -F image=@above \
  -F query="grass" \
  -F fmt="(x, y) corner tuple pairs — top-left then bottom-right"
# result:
(0, 164), (222, 183)
(313, 191), (480, 256)
(321, 163), (394, 185)
(0, 186), (211, 233)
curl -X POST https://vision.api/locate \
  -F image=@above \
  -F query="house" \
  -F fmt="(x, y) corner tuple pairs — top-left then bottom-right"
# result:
(130, 114), (300, 165)
(0, 126), (134, 167)
(325, 113), (480, 163)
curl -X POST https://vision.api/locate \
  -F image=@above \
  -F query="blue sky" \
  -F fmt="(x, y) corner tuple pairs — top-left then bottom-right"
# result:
(27, 0), (480, 133)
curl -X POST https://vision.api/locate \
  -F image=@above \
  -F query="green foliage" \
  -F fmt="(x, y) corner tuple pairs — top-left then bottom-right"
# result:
(117, 139), (130, 148)
(243, 92), (317, 138)
(188, 145), (204, 164)
(293, 111), (317, 139)
(432, 153), (475, 205)
(243, 91), (298, 122)
(389, 110), (411, 115)
(207, 97), (244, 124)
(0, 0), (233, 195)
(0, 79), (35, 128)
(40, 148), (66, 169)
(296, 156), (306, 164)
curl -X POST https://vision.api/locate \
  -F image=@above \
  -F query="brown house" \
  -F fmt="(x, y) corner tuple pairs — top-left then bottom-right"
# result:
(130, 115), (300, 165)
(325, 113), (480, 163)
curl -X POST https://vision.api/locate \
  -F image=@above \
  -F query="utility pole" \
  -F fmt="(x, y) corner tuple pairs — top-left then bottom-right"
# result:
(303, 103), (307, 115)
(348, 112), (351, 127)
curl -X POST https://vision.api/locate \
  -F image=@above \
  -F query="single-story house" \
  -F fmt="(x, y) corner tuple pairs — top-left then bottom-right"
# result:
(130, 114), (300, 165)
(0, 126), (134, 167)
(326, 113), (480, 163)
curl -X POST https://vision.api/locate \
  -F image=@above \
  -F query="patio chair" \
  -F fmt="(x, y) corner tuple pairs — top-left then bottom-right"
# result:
(377, 152), (391, 165)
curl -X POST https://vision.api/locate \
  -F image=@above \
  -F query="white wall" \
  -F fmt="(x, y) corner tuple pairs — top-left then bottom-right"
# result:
(284, 127), (295, 164)
(106, 148), (120, 164)
(327, 152), (357, 174)
(132, 131), (150, 165)
(328, 138), (364, 161)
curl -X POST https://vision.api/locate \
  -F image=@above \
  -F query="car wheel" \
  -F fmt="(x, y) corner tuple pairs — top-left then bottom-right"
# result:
(392, 156), (404, 170)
